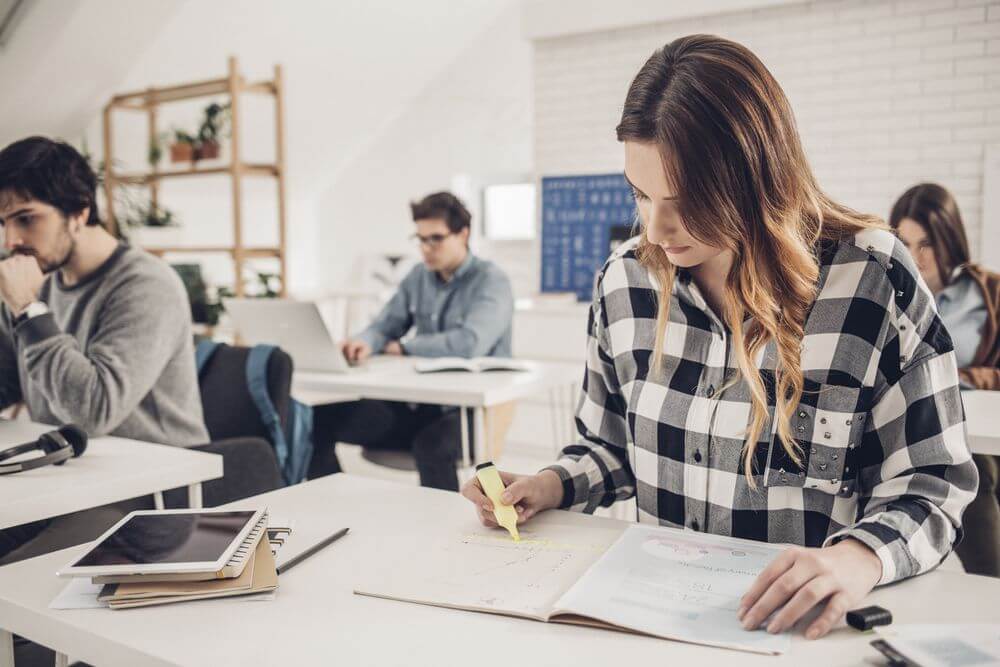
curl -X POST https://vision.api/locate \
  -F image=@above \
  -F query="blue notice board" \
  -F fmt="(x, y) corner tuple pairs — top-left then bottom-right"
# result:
(540, 173), (637, 301)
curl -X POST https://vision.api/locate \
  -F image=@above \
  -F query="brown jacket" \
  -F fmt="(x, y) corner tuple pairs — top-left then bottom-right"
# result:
(958, 263), (1000, 390)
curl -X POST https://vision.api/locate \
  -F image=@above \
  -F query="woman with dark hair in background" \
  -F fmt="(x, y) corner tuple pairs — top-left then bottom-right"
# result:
(891, 183), (1000, 577)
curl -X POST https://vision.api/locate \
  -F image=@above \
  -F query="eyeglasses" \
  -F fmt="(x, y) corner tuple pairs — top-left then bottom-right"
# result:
(410, 232), (455, 248)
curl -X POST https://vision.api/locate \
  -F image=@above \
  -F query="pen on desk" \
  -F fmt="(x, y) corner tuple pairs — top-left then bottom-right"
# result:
(276, 527), (350, 575)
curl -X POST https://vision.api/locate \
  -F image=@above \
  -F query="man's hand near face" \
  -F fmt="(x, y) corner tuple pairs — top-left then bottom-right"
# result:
(0, 254), (44, 316)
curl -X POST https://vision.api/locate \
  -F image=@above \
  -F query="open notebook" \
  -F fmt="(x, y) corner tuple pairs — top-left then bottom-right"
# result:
(355, 522), (790, 655)
(413, 357), (532, 373)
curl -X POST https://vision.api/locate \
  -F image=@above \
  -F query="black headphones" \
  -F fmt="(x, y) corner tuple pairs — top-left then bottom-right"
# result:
(0, 425), (88, 475)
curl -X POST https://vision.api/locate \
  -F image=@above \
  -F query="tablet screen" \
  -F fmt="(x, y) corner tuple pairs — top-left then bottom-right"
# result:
(73, 511), (256, 567)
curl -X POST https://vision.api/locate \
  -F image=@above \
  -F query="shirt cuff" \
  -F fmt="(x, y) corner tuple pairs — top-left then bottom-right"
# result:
(355, 329), (388, 354)
(823, 521), (905, 586)
(13, 312), (60, 346)
(542, 461), (592, 511)
(399, 335), (438, 358)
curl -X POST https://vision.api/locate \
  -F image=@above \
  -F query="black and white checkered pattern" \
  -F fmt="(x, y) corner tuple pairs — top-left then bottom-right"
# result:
(547, 229), (978, 585)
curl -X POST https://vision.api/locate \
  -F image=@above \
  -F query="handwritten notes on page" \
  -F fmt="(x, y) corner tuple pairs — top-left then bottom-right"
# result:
(354, 518), (621, 621)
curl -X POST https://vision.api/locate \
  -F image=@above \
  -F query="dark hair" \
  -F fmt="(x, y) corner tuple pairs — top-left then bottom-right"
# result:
(889, 183), (969, 286)
(409, 191), (471, 233)
(0, 136), (101, 226)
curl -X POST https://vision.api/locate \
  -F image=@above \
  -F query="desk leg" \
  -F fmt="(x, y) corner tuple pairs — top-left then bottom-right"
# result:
(473, 407), (485, 467)
(1, 629), (12, 667)
(562, 382), (575, 444)
(0, 627), (70, 667)
(459, 409), (471, 471)
(550, 383), (575, 457)
(548, 388), (560, 457)
(188, 483), (203, 509)
(153, 491), (165, 510)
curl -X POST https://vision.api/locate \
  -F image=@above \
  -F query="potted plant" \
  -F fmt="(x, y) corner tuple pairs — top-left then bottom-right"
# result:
(172, 265), (231, 326)
(169, 102), (231, 164)
(195, 102), (229, 159)
(148, 132), (168, 169)
(116, 191), (176, 229)
(250, 271), (281, 297)
(140, 203), (176, 227)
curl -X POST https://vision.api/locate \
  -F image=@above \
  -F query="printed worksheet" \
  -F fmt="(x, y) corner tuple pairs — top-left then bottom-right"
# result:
(552, 525), (790, 654)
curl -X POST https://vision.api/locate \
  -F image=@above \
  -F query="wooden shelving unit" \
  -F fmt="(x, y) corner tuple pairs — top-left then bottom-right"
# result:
(101, 56), (288, 296)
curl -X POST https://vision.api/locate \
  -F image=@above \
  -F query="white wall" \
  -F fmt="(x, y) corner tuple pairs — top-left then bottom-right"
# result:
(62, 0), (521, 295)
(0, 0), (181, 147)
(522, 0), (800, 39)
(315, 2), (534, 296)
(531, 0), (1000, 261)
(504, 0), (1000, 460)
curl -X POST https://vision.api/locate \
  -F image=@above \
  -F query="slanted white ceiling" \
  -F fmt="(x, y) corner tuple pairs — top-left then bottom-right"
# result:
(0, 0), (181, 147)
(0, 0), (518, 201)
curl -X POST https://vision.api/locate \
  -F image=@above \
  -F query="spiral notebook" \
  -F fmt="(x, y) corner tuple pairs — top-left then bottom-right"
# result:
(99, 533), (278, 609)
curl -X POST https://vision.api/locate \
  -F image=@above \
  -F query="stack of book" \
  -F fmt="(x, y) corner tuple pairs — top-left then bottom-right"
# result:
(99, 523), (289, 609)
(56, 509), (292, 610)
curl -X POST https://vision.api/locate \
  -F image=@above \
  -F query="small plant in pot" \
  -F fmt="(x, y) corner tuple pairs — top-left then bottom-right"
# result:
(169, 130), (198, 163)
(148, 134), (163, 169)
(169, 102), (231, 164)
(141, 203), (176, 227)
(116, 190), (178, 232)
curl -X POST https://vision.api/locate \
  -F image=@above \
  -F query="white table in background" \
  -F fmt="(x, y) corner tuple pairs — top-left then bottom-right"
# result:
(295, 375), (1000, 459)
(0, 420), (223, 665)
(962, 390), (1000, 456)
(0, 473), (997, 667)
(292, 356), (581, 466)
(0, 420), (223, 529)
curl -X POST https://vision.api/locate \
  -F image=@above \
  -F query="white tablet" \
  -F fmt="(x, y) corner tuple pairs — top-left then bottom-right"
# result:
(57, 508), (266, 578)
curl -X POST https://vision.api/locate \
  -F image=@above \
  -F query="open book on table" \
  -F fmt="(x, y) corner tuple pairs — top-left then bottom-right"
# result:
(354, 521), (790, 655)
(413, 357), (532, 373)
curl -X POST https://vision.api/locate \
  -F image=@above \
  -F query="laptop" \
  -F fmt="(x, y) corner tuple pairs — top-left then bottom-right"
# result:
(223, 298), (359, 373)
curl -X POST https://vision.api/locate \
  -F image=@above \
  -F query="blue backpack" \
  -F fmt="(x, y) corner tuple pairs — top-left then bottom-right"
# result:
(195, 341), (314, 485)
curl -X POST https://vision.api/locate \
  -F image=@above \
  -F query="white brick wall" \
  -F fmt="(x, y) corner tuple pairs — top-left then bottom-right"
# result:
(532, 0), (1000, 262)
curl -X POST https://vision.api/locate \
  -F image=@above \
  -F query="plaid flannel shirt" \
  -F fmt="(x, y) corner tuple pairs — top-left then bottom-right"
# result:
(547, 229), (978, 585)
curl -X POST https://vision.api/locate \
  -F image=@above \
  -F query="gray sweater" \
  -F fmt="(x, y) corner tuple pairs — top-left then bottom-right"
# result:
(0, 244), (208, 447)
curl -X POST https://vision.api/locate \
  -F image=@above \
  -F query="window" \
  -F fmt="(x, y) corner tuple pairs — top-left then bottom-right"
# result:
(483, 183), (535, 241)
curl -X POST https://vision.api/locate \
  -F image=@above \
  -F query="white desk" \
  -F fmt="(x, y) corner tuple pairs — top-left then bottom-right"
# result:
(0, 473), (997, 667)
(0, 420), (223, 529)
(962, 390), (1000, 456)
(293, 356), (581, 466)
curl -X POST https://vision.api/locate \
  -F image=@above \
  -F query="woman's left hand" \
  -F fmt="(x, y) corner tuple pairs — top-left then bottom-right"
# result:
(737, 538), (882, 639)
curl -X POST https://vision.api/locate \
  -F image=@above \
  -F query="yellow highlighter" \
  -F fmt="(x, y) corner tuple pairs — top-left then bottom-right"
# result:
(475, 461), (520, 542)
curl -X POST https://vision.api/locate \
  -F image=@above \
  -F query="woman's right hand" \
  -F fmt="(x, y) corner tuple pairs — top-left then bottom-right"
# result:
(460, 469), (564, 528)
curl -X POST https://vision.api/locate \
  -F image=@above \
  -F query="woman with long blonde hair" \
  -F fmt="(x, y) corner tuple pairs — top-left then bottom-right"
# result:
(462, 35), (977, 639)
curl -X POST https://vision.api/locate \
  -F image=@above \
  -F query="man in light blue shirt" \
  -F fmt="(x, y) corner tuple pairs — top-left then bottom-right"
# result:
(344, 238), (512, 359)
(311, 192), (514, 490)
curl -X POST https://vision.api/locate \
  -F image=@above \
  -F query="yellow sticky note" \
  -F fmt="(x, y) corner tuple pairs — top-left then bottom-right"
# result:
(475, 462), (520, 542)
